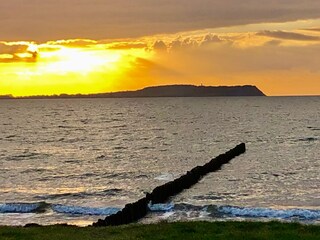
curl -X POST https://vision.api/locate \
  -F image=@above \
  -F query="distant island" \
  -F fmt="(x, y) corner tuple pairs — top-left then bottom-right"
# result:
(0, 85), (265, 99)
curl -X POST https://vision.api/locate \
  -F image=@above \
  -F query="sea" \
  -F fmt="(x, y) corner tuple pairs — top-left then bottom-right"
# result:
(0, 97), (319, 226)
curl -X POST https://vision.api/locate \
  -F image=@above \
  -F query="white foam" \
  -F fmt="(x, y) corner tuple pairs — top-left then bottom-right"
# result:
(148, 203), (174, 212)
(154, 173), (175, 181)
(219, 206), (320, 220)
(160, 211), (175, 219)
(0, 203), (41, 213)
(52, 204), (120, 216)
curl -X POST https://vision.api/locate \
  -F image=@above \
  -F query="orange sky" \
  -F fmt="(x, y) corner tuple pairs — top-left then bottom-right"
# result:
(1, 2), (320, 96)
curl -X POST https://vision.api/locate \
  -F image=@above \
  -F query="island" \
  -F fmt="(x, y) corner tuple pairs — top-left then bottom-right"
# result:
(0, 85), (265, 99)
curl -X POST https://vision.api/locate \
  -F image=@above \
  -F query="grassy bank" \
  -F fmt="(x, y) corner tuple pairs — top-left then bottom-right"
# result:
(0, 221), (319, 240)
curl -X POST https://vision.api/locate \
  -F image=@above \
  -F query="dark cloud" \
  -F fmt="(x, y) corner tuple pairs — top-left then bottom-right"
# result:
(257, 30), (320, 41)
(1, 0), (320, 41)
(152, 41), (168, 51)
(169, 39), (183, 50)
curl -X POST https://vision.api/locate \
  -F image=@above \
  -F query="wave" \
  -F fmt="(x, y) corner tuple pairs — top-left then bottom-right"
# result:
(6, 152), (51, 161)
(1, 202), (319, 221)
(219, 206), (320, 220)
(52, 205), (120, 216)
(148, 203), (320, 221)
(0, 202), (119, 216)
(148, 203), (174, 212)
(35, 188), (124, 200)
(0, 202), (49, 213)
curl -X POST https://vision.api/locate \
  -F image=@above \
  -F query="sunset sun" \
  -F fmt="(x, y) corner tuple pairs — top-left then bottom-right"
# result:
(26, 44), (38, 53)
(41, 48), (121, 75)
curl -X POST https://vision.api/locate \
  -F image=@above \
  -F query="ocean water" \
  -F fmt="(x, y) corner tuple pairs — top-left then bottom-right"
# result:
(0, 97), (319, 226)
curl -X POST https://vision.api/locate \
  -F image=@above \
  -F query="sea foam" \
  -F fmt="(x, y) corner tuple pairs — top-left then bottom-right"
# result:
(219, 206), (320, 220)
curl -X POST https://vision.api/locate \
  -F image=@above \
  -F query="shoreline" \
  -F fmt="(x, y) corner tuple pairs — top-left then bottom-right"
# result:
(1, 201), (319, 227)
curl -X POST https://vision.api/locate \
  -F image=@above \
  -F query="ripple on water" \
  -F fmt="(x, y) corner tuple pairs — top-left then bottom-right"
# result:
(34, 188), (124, 200)
(295, 137), (318, 142)
(6, 152), (51, 161)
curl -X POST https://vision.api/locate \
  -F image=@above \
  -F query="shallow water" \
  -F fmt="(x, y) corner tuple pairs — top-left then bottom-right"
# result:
(0, 97), (319, 225)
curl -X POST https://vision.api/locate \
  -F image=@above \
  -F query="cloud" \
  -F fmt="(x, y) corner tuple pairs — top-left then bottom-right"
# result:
(263, 40), (282, 46)
(1, 0), (320, 41)
(258, 30), (320, 41)
(150, 34), (222, 52)
(105, 42), (147, 50)
(46, 39), (97, 48)
(152, 41), (168, 51)
(200, 34), (223, 46)
(0, 53), (37, 63)
(0, 41), (38, 63)
(1, 30), (320, 95)
(142, 31), (320, 85)
(303, 28), (320, 32)
(0, 41), (29, 54)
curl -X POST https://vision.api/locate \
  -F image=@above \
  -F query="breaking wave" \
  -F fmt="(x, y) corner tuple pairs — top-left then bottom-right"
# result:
(148, 203), (175, 212)
(52, 204), (120, 216)
(0, 202), (48, 213)
(148, 203), (320, 221)
(219, 206), (320, 220)
(1, 202), (319, 221)
(0, 202), (119, 216)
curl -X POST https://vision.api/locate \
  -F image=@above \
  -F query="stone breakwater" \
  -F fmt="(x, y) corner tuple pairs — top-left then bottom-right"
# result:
(93, 143), (246, 226)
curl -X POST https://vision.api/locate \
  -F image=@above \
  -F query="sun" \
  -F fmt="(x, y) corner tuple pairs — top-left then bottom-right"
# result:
(40, 47), (122, 75)
(27, 44), (38, 53)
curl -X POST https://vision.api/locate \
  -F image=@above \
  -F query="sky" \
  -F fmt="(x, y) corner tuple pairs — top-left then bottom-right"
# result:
(1, 0), (320, 96)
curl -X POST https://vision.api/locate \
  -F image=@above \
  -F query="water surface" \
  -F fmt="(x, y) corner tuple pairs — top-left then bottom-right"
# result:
(0, 97), (319, 225)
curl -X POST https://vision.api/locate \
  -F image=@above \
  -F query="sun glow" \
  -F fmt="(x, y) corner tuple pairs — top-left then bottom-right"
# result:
(40, 48), (121, 75)
(0, 40), (154, 97)
(27, 44), (38, 53)
(1, 17), (320, 97)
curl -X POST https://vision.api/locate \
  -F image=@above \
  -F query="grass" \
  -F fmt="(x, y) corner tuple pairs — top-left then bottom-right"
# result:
(0, 221), (319, 240)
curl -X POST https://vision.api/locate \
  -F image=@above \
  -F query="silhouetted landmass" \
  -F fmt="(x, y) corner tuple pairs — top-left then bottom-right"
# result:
(0, 85), (265, 99)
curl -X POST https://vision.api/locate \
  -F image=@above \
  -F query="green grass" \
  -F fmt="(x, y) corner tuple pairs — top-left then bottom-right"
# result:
(0, 221), (319, 240)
